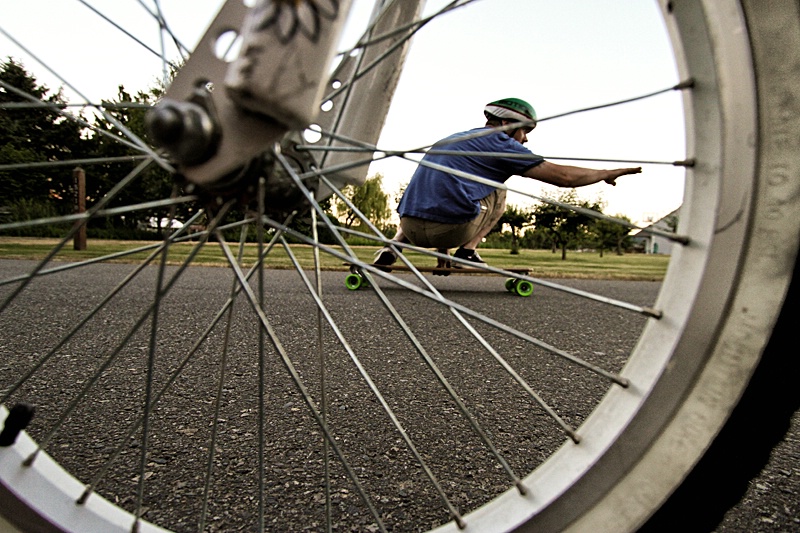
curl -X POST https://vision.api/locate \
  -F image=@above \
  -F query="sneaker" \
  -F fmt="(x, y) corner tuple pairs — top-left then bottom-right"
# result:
(373, 247), (398, 270)
(453, 247), (487, 268)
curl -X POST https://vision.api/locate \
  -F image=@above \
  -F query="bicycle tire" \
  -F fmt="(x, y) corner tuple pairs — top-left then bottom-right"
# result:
(0, 1), (798, 532)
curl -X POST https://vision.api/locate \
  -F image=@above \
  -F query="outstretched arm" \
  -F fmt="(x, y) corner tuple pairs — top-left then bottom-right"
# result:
(523, 161), (642, 187)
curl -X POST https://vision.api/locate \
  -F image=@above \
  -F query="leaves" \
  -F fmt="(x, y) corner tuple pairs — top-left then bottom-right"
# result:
(335, 173), (392, 231)
(592, 214), (633, 257)
(497, 205), (533, 254)
(530, 191), (601, 259)
(0, 58), (193, 236)
(0, 58), (88, 210)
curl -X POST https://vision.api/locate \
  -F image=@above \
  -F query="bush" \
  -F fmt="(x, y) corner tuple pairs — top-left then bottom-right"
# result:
(483, 232), (512, 249)
(0, 198), (66, 238)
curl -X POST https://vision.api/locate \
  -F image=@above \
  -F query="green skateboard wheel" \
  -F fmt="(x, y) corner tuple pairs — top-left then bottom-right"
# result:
(345, 273), (363, 291)
(515, 279), (534, 297)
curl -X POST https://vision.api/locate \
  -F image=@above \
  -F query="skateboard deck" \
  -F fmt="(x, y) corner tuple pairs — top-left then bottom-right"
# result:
(343, 263), (534, 296)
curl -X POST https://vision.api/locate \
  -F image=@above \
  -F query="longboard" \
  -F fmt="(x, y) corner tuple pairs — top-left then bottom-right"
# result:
(343, 263), (534, 297)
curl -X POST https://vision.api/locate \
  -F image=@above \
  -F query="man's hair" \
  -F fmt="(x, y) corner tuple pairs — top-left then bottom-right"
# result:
(485, 114), (504, 127)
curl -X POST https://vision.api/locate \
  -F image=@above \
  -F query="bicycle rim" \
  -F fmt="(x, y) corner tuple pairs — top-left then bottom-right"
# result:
(1, 1), (799, 532)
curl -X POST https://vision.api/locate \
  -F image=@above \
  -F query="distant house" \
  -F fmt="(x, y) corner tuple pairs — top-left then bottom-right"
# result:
(631, 208), (680, 255)
(136, 216), (185, 232)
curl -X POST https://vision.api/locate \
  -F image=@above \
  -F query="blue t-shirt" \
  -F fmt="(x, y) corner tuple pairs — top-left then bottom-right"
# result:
(397, 128), (544, 224)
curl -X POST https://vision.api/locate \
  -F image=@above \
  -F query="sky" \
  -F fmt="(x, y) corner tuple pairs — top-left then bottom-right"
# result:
(0, 0), (686, 226)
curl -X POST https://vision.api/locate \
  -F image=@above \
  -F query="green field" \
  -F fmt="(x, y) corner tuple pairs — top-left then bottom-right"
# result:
(0, 237), (669, 281)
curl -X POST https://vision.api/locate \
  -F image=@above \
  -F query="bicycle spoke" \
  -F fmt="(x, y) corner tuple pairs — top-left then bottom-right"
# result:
(326, 1), (481, 104)
(263, 215), (635, 391)
(78, 215), (290, 506)
(318, 168), (661, 319)
(255, 176), (267, 532)
(134, 0), (192, 59)
(214, 231), (389, 533)
(279, 236), (467, 528)
(309, 208), (334, 532)
(0, 28), (168, 164)
(0, 213), (277, 290)
(0, 158), (154, 314)
(198, 222), (249, 532)
(5, 1), (787, 532)
(299, 105), (688, 245)
(0, 155), (151, 171)
(538, 79), (694, 124)
(275, 150), (528, 495)
(0, 195), (197, 233)
(322, 175), (582, 443)
(0, 79), (156, 154)
(76, 0), (176, 69)
(0, 215), (200, 405)
(133, 189), (179, 530)
(20, 201), (233, 467)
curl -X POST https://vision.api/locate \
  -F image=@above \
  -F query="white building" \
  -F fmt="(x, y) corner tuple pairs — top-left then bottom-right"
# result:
(631, 208), (680, 255)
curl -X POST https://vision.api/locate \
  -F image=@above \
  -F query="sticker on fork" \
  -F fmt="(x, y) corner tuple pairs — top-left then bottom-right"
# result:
(226, 0), (352, 128)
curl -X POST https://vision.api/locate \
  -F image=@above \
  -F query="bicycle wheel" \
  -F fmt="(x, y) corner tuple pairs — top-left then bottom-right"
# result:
(0, 1), (798, 532)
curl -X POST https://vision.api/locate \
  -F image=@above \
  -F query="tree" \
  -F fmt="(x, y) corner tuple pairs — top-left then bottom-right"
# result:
(335, 173), (392, 231)
(88, 84), (188, 233)
(498, 204), (532, 254)
(0, 58), (89, 213)
(531, 190), (601, 260)
(592, 215), (633, 256)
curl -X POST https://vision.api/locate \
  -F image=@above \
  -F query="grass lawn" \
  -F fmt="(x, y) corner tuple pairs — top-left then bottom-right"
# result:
(0, 237), (670, 281)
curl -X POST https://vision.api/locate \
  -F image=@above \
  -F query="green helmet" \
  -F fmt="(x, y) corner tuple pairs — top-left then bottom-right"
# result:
(484, 97), (537, 125)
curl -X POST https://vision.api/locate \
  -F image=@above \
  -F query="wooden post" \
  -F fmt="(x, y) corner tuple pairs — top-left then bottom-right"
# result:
(73, 167), (87, 251)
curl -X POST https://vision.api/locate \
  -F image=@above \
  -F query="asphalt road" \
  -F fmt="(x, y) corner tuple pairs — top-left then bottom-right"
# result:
(0, 260), (796, 531)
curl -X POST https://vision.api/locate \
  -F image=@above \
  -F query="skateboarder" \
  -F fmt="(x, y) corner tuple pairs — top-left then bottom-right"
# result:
(374, 97), (641, 268)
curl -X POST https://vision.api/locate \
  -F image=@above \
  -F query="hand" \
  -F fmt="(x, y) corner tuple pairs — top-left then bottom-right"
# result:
(605, 167), (642, 186)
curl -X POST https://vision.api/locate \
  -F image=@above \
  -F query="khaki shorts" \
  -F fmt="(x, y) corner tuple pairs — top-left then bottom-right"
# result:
(400, 189), (506, 249)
